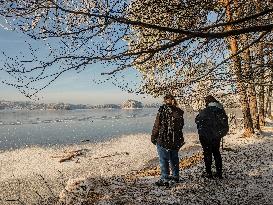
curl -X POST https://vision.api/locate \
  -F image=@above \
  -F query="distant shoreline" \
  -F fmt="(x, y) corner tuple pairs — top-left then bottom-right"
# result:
(0, 107), (159, 111)
(0, 100), (160, 110)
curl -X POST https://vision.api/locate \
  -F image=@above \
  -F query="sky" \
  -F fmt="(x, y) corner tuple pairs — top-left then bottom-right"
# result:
(0, 27), (160, 105)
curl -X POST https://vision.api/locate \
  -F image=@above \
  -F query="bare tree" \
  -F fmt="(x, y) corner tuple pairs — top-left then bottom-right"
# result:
(0, 0), (273, 134)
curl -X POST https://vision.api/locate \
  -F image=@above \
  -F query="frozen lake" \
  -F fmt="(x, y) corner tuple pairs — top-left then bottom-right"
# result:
(0, 108), (198, 150)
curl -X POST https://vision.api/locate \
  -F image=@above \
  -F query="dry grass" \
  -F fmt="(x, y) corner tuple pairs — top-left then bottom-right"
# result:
(130, 152), (203, 178)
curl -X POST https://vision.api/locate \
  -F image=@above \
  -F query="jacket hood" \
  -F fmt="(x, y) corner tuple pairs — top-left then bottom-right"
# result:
(207, 102), (223, 109)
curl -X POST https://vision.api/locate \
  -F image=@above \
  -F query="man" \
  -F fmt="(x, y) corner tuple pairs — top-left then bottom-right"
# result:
(151, 94), (184, 186)
(195, 95), (229, 179)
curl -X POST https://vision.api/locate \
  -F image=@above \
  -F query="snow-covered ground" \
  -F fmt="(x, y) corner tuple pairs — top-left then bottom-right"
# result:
(0, 126), (273, 205)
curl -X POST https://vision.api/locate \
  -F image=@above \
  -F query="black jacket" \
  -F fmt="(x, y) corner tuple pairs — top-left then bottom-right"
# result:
(195, 102), (228, 142)
(151, 104), (184, 150)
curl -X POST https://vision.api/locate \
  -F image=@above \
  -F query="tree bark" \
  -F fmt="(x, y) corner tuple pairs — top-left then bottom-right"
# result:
(248, 83), (260, 130)
(266, 64), (273, 119)
(265, 87), (271, 116)
(254, 0), (266, 127)
(241, 43), (260, 130)
(257, 43), (266, 126)
(224, 0), (254, 137)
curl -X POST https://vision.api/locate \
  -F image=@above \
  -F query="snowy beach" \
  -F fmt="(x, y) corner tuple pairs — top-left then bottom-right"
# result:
(1, 0), (272, 204)
(1, 125), (273, 204)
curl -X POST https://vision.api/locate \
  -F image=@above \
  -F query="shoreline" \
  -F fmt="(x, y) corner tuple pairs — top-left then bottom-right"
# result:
(0, 132), (200, 204)
(0, 132), (200, 180)
(1, 129), (273, 204)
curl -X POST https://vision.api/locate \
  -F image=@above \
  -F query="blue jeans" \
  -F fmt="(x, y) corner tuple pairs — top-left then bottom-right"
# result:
(157, 144), (179, 180)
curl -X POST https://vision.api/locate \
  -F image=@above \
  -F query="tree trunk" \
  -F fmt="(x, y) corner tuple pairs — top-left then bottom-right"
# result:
(257, 43), (266, 126)
(267, 92), (273, 120)
(241, 44), (260, 130)
(249, 83), (260, 130)
(266, 66), (273, 119)
(255, 0), (266, 127)
(224, 0), (254, 137)
(233, 55), (254, 137)
(265, 87), (271, 115)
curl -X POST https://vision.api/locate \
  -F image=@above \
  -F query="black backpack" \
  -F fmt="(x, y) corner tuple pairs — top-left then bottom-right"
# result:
(159, 106), (175, 139)
(159, 105), (184, 148)
(213, 110), (229, 138)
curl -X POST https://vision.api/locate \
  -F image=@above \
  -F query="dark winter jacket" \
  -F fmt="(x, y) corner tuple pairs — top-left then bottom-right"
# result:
(195, 102), (229, 142)
(151, 104), (184, 150)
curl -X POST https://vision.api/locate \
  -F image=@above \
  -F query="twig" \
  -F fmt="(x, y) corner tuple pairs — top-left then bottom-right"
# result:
(57, 170), (66, 189)
(5, 199), (26, 205)
(59, 150), (83, 163)
(93, 152), (129, 159)
(51, 149), (85, 162)
(34, 191), (43, 201)
(37, 174), (56, 199)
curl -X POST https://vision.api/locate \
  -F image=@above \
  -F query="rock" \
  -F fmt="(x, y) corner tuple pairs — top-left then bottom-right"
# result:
(121, 100), (143, 109)
(59, 177), (106, 205)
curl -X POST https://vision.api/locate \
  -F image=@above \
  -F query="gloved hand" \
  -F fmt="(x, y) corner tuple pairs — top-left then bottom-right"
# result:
(151, 140), (157, 145)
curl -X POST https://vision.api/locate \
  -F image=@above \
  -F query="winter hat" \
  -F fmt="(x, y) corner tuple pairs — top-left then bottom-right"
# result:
(205, 95), (218, 106)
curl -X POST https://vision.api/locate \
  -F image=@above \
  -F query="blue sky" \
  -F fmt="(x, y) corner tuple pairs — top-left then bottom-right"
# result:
(0, 28), (160, 105)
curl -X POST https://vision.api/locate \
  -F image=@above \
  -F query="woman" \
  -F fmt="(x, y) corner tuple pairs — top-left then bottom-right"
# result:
(151, 94), (184, 186)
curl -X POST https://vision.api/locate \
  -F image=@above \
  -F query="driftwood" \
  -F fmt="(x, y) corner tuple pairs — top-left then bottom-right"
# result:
(81, 139), (90, 143)
(51, 150), (128, 162)
(51, 149), (84, 163)
(93, 152), (129, 159)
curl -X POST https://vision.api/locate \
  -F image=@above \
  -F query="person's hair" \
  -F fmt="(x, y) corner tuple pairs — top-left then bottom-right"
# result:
(204, 95), (218, 107)
(164, 94), (178, 106)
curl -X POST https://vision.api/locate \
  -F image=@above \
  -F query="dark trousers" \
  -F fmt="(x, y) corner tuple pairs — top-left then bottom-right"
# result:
(199, 136), (222, 176)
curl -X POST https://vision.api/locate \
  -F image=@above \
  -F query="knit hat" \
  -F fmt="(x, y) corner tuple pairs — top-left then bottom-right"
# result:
(204, 95), (218, 106)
